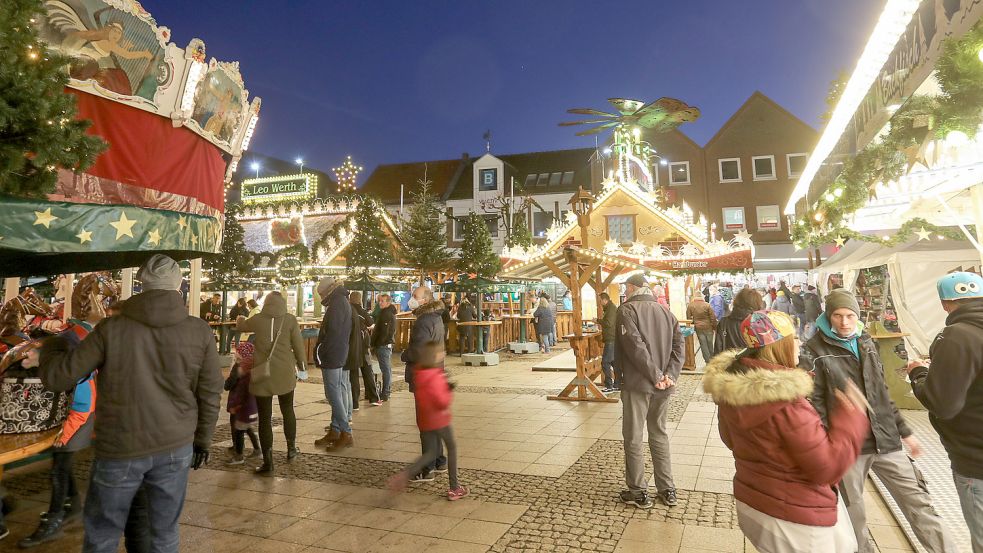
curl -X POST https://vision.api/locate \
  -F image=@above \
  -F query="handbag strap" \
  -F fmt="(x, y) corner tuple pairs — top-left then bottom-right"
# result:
(259, 318), (286, 365)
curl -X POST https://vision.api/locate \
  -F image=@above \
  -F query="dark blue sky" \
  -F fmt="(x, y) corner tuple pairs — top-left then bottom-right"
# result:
(150, 1), (882, 176)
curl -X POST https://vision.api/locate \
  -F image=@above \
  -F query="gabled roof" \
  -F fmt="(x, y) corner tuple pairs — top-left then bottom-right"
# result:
(445, 147), (596, 200)
(359, 157), (467, 204)
(703, 91), (817, 149)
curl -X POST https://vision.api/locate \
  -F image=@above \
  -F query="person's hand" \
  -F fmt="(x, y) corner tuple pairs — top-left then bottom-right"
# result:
(236, 315), (246, 324)
(22, 348), (40, 368)
(902, 435), (923, 458)
(191, 445), (209, 469)
(904, 360), (928, 375)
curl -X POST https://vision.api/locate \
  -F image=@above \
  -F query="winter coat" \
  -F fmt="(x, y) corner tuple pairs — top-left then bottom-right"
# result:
(802, 314), (912, 455)
(225, 366), (258, 427)
(911, 299), (983, 479)
(236, 293), (306, 397)
(533, 304), (555, 335)
(457, 301), (476, 323)
(53, 321), (97, 453)
(615, 288), (684, 395)
(371, 304), (397, 348)
(703, 351), (869, 526)
(39, 290), (223, 460)
(709, 295), (726, 320)
(413, 367), (452, 431)
(314, 286), (351, 370)
(713, 306), (754, 355)
(786, 286), (806, 315)
(803, 292), (822, 322)
(772, 294), (793, 316)
(600, 301), (618, 344)
(229, 303), (248, 320)
(402, 300), (445, 392)
(686, 298), (717, 331)
(200, 300), (220, 321)
(346, 303), (370, 371)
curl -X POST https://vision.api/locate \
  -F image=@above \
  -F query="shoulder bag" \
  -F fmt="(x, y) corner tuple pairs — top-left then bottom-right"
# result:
(251, 317), (284, 385)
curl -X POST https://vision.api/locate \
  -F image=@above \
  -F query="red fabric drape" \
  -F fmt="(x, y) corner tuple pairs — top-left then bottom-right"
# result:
(71, 89), (226, 212)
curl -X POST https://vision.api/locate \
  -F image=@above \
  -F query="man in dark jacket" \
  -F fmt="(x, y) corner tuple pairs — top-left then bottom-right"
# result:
(598, 292), (619, 392)
(907, 272), (983, 550)
(35, 254), (223, 553)
(371, 294), (397, 401)
(200, 293), (221, 321)
(789, 284), (806, 335)
(804, 289), (954, 553)
(401, 286), (446, 481)
(616, 273), (684, 509)
(314, 277), (353, 449)
(456, 297), (476, 354)
(348, 291), (380, 411)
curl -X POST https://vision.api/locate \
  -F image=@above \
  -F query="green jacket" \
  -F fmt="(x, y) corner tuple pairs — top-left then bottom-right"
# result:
(601, 301), (618, 343)
(237, 293), (306, 397)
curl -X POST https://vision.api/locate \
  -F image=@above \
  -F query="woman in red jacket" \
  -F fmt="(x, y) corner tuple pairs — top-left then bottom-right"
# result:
(703, 310), (869, 552)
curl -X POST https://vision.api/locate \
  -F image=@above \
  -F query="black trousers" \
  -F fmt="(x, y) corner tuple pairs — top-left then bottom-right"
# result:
(49, 450), (78, 514)
(349, 364), (380, 407)
(255, 391), (297, 451)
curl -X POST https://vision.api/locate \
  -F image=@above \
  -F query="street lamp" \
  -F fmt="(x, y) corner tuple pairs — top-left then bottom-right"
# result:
(295, 157), (304, 174)
(250, 162), (261, 178)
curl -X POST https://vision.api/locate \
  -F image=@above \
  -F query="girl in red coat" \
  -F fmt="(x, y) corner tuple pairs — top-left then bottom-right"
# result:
(388, 341), (468, 500)
(703, 310), (869, 552)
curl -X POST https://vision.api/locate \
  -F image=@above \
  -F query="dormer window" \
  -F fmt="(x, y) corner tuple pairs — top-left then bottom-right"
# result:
(479, 168), (498, 191)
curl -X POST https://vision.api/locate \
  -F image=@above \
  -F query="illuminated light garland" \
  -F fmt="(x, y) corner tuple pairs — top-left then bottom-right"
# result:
(333, 155), (363, 193)
(240, 173), (318, 205)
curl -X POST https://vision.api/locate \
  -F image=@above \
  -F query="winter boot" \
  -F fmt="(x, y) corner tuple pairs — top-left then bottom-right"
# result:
(314, 429), (339, 448)
(62, 495), (82, 524)
(254, 449), (274, 476)
(17, 511), (65, 548)
(286, 440), (300, 461)
(325, 432), (353, 452)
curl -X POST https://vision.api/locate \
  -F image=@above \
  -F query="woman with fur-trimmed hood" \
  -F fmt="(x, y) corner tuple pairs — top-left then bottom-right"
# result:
(703, 310), (869, 552)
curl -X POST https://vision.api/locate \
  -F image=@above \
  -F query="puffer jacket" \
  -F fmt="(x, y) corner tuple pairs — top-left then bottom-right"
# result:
(911, 299), (983, 478)
(615, 288), (684, 395)
(713, 306), (754, 355)
(704, 351), (868, 526)
(236, 292), (306, 397)
(314, 285), (352, 370)
(40, 290), (223, 460)
(802, 314), (912, 455)
(401, 300), (445, 392)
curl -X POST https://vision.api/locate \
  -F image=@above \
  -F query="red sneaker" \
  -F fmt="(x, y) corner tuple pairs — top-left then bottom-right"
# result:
(447, 486), (470, 501)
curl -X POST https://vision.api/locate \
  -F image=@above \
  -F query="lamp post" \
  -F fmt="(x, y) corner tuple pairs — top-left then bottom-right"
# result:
(295, 157), (304, 175)
(250, 162), (261, 178)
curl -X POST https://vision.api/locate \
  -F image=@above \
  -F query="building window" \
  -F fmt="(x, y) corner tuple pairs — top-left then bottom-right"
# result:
(786, 153), (807, 178)
(479, 168), (498, 191)
(752, 155), (776, 181)
(536, 173), (549, 187)
(722, 207), (745, 232)
(524, 174), (537, 188)
(756, 205), (781, 231)
(484, 215), (499, 237)
(548, 172), (562, 187)
(453, 216), (466, 240)
(606, 215), (635, 244)
(532, 210), (553, 237)
(718, 158), (741, 183)
(669, 161), (690, 185)
(560, 171), (575, 186)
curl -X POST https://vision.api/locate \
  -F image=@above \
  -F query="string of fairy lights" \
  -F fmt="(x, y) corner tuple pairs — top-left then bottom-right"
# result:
(332, 155), (363, 193)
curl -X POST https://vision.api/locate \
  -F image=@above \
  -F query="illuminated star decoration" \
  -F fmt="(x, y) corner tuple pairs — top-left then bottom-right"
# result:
(332, 155), (363, 193)
(76, 229), (92, 244)
(110, 212), (137, 240)
(914, 227), (932, 241)
(147, 228), (162, 246)
(834, 236), (847, 248)
(33, 208), (59, 228)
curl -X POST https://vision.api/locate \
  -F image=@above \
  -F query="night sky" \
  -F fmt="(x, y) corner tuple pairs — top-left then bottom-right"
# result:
(149, 1), (883, 176)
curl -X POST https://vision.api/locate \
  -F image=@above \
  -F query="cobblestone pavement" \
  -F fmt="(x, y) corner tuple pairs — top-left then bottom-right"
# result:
(1, 351), (926, 552)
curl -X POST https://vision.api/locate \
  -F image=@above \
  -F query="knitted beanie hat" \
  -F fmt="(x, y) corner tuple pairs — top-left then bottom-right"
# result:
(825, 289), (860, 317)
(740, 310), (796, 349)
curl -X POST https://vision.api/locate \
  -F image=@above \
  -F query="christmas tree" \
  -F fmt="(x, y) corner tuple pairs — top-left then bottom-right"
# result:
(401, 178), (451, 283)
(457, 211), (501, 278)
(0, 0), (106, 198)
(346, 196), (393, 277)
(204, 202), (253, 288)
(507, 212), (532, 249)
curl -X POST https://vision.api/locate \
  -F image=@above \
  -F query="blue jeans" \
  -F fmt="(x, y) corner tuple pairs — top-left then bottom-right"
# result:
(321, 368), (351, 434)
(601, 342), (616, 389)
(954, 471), (983, 553)
(375, 346), (392, 400)
(82, 444), (192, 553)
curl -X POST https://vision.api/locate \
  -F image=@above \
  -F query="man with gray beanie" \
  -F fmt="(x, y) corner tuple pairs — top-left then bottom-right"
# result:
(34, 254), (223, 553)
(803, 288), (955, 553)
(616, 273), (684, 509)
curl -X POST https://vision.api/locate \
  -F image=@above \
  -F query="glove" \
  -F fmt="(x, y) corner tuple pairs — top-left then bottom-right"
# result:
(191, 445), (209, 470)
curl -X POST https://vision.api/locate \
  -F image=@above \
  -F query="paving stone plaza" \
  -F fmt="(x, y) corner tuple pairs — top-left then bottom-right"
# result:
(3, 344), (959, 553)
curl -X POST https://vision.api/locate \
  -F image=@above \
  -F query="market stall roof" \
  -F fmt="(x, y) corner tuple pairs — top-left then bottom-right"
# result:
(502, 246), (670, 281)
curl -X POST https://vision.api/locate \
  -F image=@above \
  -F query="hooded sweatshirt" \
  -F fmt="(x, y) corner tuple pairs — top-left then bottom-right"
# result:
(704, 350), (868, 526)
(40, 290), (223, 460)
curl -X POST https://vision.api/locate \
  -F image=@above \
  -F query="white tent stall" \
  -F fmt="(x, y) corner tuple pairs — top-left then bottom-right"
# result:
(814, 239), (981, 356)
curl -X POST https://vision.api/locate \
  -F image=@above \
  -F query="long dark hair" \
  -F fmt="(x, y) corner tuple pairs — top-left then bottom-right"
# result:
(733, 288), (764, 313)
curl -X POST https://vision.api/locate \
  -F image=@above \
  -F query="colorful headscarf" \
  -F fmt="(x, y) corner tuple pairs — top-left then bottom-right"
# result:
(740, 310), (796, 349)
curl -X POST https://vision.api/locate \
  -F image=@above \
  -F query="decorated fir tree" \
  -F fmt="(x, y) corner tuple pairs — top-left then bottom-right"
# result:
(204, 202), (253, 288)
(507, 212), (532, 249)
(401, 178), (450, 283)
(456, 211), (501, 278)
(0, 0), (106, 198)
(346, 196), (393, 277)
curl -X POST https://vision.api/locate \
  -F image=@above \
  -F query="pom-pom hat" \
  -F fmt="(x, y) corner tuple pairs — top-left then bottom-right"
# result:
(740, 310), (796, 349)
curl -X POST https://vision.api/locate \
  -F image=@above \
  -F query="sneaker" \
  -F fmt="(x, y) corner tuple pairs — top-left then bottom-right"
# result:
(659, 488), (678, 507)
(17, 511), (64, 547)
(447, 486), (470, 501)
(387, 472), (409, 494)
(0, 524), (8, 540)
(619, 490), (653, 509)
(433, 463), (448, 474)
(353, 406), (360, 412)
(410, 472), (435, 483)
(225, 454), (245, 466)
(370, 401), (383, 406)
(601, 386), (615, 393)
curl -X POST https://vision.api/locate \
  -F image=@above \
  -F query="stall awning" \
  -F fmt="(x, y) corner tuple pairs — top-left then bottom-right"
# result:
(502, 247), (670, 281)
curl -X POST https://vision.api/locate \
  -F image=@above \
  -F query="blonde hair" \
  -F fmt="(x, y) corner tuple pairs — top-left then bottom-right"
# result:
(752, 335), (798, 368)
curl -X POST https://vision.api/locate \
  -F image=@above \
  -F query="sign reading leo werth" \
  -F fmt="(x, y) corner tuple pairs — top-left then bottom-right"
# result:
(241, 173), (318, 204)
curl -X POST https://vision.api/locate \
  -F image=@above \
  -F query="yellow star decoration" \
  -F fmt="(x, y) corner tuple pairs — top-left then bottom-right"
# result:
(33, 208), (59, 228)
(176, 216), (188, 230)
(109, 212), (138, 240)
(76, 229), (92, 244)
(834, 236), (847, 248)
(190, 234), (198, 246)
(147, 228), (162, 246)
(914, 227), (932, 241)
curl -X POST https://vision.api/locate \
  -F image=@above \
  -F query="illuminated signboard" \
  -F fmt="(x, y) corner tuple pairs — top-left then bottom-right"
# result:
(241, 173), (317, 204)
